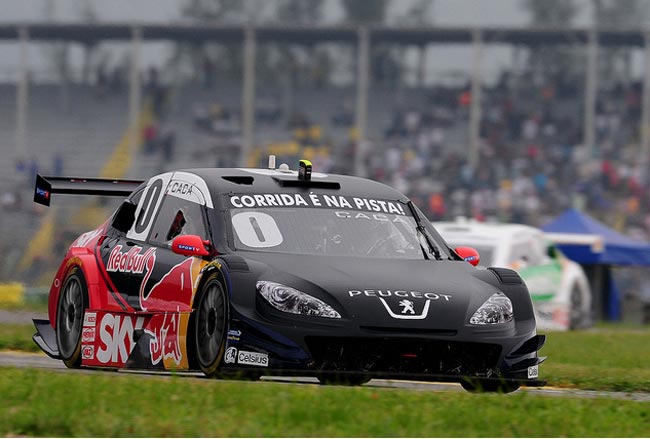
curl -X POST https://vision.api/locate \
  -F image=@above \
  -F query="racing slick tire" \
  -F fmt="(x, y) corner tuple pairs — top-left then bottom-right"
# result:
(460, 379), (520, 394)
(193, 273), (228, 377)
(56, 267), (88, 369)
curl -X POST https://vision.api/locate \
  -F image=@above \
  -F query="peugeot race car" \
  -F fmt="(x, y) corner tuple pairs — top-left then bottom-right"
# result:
(32, 160), (545, 392)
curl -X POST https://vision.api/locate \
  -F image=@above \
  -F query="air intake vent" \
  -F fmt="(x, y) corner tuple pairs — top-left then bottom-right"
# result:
(272, 177), (340, 189)
(488, 267), (523, 285)
(222, 176), (254, 185)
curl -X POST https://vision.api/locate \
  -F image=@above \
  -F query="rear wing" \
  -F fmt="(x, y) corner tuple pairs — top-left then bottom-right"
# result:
(33, 174), (144, 207)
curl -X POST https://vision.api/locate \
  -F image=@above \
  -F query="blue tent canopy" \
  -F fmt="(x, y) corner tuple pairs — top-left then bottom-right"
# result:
(542, 208), (650, 266)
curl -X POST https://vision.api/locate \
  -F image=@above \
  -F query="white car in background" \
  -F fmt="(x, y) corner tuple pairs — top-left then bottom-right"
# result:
(434, 220), (592, 331)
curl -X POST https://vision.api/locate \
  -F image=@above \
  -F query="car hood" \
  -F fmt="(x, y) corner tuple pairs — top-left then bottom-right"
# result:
(240, 253), (501, 330)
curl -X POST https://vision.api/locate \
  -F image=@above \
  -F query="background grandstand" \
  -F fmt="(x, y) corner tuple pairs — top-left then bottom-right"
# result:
(2, 0), (650, 322)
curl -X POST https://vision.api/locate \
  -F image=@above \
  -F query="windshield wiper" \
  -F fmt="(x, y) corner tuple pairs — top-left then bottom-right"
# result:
(407, 201), (442, 260)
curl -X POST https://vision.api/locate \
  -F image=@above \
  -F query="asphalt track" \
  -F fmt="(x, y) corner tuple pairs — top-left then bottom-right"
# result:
(2, 351), (649, 402)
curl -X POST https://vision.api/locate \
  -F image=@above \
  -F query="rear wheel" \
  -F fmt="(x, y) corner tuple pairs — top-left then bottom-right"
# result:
(460, 379), (520, 393)
(194, 274), (228, 376)
(56, 268), (87, 368)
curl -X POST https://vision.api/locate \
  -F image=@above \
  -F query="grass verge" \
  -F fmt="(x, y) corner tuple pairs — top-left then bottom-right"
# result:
(0, 323), (40, 353)
(1, 368), (649, 437)
(2, 320), (649, 392)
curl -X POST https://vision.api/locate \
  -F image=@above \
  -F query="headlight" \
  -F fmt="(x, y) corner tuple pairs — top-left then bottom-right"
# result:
(256, 281), (341, 319)
(469, 292), (513, 325)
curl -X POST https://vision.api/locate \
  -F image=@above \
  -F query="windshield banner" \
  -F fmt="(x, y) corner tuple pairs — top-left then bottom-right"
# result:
(229, 193), (407, 216)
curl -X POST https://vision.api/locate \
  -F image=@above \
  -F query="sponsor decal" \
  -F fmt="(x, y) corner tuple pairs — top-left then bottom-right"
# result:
(96, 313), (144, 364)
(35, 187), (50, 199)
(528, 365), (539, 379)
(224, 347), (237, 364)
(168, 181), (193, 196)
(83, 312), (97, 327)
(141, 258), (195, 311)
(334, 211), (409, 224)
(227, 329), (241, 342)
(348, 289), (452, 301)
(177, 244), (197, 252)
(82, 327), (96, 343)
(144, 312), (183, 366)
(106, 245), (156, 274)
(82, 345), (95, 360)
(230, 193), (406, 215)
(237, 350), (269, 367)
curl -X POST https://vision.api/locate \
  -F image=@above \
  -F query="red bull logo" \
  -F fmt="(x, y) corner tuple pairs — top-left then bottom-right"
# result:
(106, 245), (156, 274)
(140, 258), (195, 311)
(145, 312), (183, 367)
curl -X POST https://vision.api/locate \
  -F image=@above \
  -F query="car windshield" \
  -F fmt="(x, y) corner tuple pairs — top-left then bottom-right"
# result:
(229, 206), (447, 260)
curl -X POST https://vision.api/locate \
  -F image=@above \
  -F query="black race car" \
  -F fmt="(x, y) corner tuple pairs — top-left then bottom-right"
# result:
(32, 160), (545, 392)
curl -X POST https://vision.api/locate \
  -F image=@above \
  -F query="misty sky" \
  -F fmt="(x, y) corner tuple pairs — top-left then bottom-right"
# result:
(0, 0), (640, 84)
(2, 0), (598, 26)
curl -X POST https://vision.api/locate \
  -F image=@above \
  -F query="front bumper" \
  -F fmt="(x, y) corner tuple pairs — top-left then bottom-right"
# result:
(221, 308), (546, 386)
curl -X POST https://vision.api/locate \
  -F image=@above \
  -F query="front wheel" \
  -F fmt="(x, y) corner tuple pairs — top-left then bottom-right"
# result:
(56, 268), (88, 368)
(460, 379), (520, 393)
(194, 274), (228, 376)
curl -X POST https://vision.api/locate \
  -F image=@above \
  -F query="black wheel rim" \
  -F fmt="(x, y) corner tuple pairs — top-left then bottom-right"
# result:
(57, 276), (83, 359)
(196, 282), (225, 367)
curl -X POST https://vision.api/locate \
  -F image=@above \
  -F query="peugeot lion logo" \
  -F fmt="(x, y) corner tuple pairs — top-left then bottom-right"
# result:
(399, 300), (415, 314)
(347, 289), (451, 320)
(379, 298), (431, 320)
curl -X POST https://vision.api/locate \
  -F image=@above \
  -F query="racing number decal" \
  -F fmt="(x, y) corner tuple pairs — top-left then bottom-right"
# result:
(127, 174), (171, 242)
(232, 212), (283, 248)
(135, 179), (163, 234)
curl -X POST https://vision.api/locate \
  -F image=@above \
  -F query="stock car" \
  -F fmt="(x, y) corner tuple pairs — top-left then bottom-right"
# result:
(434, 220), (592, 331)
(32, 160), (545, 392)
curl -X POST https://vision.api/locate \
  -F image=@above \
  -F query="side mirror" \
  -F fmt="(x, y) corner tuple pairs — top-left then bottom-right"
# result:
(171, 234), (211, 257)
(112, 200), (136, 233)
(455, 246), (480, 266)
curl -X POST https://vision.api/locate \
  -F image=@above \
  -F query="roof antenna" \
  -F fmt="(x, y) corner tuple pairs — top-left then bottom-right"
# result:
(268, 155), (276, 170)
(299, 159), (312, 181)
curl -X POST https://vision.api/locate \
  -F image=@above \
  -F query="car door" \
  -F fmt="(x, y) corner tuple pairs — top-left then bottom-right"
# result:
(132, 177), (210, 313)
(99, 186), (152, 311)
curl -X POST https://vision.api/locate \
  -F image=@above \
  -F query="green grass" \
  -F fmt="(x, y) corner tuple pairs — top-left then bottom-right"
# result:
(1, 368), (649, 437)
(0, 323), (40, 353)
(541, 326), (650, 392)
(2, 320), (650, 392)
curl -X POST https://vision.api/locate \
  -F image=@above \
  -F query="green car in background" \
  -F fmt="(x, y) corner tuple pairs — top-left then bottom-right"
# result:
(436, 220), (592, 331)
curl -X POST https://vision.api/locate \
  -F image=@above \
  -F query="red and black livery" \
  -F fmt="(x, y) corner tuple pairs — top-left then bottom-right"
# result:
(32, 164), (546, 392)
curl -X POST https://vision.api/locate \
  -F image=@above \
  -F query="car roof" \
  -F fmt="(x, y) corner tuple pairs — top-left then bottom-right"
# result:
(182, 167), (408, 201)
